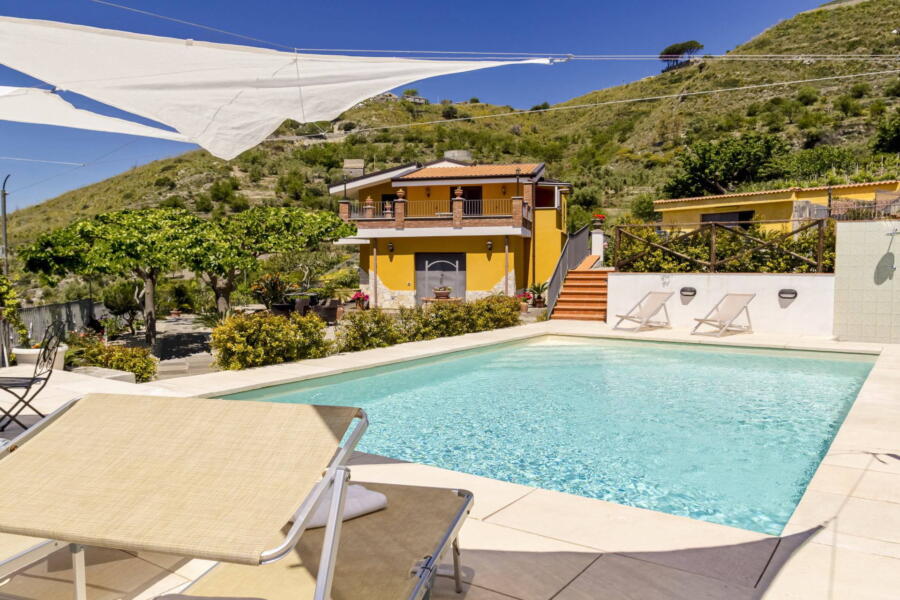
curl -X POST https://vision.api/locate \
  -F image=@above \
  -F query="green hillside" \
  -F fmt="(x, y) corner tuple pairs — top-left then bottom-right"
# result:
(9, 0), (900, 246)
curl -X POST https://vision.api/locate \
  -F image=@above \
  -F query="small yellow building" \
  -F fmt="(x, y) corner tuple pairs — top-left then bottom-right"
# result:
(331, 159), (570, 308)
(654, 180), (900, 231)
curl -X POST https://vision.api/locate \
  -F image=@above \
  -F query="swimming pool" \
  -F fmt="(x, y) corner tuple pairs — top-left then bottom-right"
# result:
(226, 336), (874, 534)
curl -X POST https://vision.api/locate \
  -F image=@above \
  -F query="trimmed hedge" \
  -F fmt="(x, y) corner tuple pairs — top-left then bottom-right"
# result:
(211, 312), (330, 370)
(211, 295), (522, 369)
(67, 341), (158, 382)
(337, 295), (521, 353)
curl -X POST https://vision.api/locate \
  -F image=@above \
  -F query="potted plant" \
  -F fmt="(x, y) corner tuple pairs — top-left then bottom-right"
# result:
(251, 273), (299, 315)
(433, 285), (452, 300)
(516, 292), (532, 312)
(351, 291), (369, 310)
(529, 282), (549, 308)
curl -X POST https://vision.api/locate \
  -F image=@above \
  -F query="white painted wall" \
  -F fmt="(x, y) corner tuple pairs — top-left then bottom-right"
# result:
(607, 273), (835, 336)
(834, 221), (900, 343)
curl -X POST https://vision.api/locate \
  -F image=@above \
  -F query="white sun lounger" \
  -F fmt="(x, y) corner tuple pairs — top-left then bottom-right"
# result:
(0, 394), (369, 600)
(692, 293), (755, 337)
(613, 291), (674, 331)
(161, 482), (474, 600)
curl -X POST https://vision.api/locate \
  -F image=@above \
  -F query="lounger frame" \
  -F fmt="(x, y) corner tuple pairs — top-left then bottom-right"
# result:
(691, 293), (755, 337)
(613, 291), (673, 331)
(0, 397), (369, 600)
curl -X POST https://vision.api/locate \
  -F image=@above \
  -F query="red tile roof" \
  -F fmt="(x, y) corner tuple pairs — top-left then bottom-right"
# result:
(654, 180), (900, 206)
(396, 163), (543, 180)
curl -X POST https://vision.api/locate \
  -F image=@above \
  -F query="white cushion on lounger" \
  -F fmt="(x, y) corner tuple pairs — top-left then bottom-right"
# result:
(307, 484), (387, 528)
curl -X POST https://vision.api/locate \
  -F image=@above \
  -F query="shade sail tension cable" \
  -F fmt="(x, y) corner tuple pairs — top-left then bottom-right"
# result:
(268, 67), (900, 142)
(87, 0), (900, 62)
(0, 156), (86, 166)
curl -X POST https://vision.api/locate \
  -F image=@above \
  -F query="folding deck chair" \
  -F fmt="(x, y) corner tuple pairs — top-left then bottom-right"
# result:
(0, 394), (473, 600)
(0, 321), (65, 432)
(613, 291), (673, 331)
(692, 293), (755, 337)
(162, 482), (473, 600)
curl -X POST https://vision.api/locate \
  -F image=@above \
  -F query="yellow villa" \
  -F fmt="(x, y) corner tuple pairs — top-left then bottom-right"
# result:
(654, 180), (900, 231)
(331, 158), (571, 307)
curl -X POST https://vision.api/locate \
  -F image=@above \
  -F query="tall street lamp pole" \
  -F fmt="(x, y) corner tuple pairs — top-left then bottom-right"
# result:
(1, 174), (9, 277)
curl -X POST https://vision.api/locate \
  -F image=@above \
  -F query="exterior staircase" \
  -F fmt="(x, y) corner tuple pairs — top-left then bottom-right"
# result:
(550, 266), (608, 322)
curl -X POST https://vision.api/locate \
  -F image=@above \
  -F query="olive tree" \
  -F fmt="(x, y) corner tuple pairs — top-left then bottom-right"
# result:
(187, 207), (355, 313)
(21, 209), (202, 346)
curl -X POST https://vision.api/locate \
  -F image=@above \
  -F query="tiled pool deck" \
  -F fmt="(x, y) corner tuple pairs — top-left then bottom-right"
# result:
(1, 320), (898, 599)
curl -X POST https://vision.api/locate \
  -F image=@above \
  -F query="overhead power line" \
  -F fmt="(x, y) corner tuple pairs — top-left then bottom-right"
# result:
(88, 0), (900, 62)
(269, 68), (900, 142)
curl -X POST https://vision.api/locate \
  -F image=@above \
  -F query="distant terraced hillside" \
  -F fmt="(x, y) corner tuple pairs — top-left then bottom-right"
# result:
(9, 0), (900, 246)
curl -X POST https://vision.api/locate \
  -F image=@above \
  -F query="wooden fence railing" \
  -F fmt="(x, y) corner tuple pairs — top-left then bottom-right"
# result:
(613, 219), (829, 273)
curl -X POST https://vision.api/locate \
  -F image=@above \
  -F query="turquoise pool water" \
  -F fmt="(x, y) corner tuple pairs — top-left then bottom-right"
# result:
(226, 337), (874, 534)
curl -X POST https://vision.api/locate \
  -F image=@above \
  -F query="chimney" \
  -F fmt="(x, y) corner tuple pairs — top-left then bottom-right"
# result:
(342, 158), (365, 179)
(443, 149), (473, 163)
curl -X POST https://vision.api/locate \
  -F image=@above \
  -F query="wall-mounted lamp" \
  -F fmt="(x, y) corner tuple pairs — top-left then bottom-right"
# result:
(680, 287), (697, 297)
(778, 289), (797, 300)
(425, 187), (431, 198)
(501, 185), (507, 196)
(387, 242), (394, 253)
(486, 240), (493, 251)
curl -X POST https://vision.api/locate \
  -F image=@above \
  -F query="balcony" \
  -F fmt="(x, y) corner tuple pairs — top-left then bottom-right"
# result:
(340, 196), (533, 231)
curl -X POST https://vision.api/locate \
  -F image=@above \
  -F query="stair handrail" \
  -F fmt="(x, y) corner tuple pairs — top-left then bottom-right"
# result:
(545, 224), (592, 315)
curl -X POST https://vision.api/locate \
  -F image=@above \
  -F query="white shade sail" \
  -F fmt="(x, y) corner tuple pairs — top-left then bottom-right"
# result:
(0, 17), (549, 160)
(0, 86), (188, 141)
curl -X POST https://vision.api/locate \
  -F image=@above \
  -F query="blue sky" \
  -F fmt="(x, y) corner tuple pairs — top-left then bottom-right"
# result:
(1, 0), (823, 210)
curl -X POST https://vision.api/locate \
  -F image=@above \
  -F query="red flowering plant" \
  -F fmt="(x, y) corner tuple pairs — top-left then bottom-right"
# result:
(351, 291), (369, 302)
(593, 213), (606, 220)
(516, 292), (533, 301)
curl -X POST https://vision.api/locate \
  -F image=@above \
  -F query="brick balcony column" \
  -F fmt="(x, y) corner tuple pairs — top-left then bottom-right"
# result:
(452, 186), (464, 228)
(363, 195), (374, 219)
(394, 188), (406, 230)
(523, 182), (535, 210)
(338, 199), (351, 222)
(511, 196), (523, 227)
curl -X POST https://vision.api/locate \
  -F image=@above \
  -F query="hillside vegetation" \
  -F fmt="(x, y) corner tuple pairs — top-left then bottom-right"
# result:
(9, 0), (900, 246)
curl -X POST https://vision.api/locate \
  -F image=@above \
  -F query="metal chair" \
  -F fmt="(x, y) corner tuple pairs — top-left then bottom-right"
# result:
(0, 321), (66, 432)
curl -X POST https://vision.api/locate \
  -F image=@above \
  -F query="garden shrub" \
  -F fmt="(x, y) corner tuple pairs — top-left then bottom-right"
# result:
(66, 337), (158, 382)
(395, 306), (435, 343)
(423, 301), (475, 337)
(336, 309), (404, 352)
(470, 295), (522, 331)
(102, 280), (142, 334)
(212, 312), (329, 370)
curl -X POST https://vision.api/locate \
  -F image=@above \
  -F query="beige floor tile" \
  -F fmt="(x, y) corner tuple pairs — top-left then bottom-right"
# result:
(822, 451), (900, 476)
(764, 540), (900, 600)
(783, 490), (849, 535)
(431, 576), (522, 599)
(349, 455), (535, 520)
(812, 529), (900, 560)
(485, 488), (775, 587)
(805, 465), (866, 497)
(0, 546), (188, 600)
(854, 470), (900, 504)
(554, 553), (756, 600)
(453, 519), (598, 600)
(832, 497), (900, 544)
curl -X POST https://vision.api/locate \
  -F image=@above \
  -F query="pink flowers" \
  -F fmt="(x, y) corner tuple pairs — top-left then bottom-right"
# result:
(516, 292), (533, 300)
(351, 291), (369, 302)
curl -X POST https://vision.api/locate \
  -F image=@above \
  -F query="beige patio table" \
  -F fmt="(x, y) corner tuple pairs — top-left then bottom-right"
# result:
(0, 393), (368, 600)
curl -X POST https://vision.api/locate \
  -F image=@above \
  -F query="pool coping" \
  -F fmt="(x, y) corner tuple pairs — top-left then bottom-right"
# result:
(142, 320), (900, 598)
